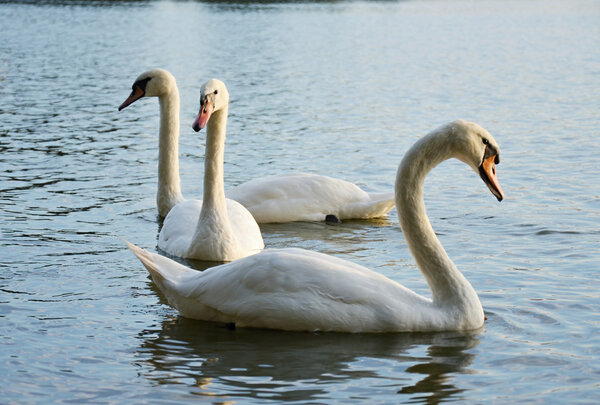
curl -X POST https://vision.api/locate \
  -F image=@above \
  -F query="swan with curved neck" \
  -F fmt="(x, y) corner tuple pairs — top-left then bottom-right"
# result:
(119, 68), (183, 217)
(124, 120), (504, 332)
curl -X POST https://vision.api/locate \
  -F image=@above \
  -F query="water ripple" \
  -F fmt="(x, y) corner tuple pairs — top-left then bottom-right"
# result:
(1, 0), (599, 403)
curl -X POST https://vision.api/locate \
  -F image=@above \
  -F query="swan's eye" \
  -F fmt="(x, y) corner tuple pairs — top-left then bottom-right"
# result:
(133, 77), (151, 92)
(482, 138), (489, 146)
(214, 90), (218, 95)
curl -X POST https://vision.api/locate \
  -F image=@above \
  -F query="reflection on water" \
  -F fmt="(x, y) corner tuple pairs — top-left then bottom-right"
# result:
(137, 317), (481, 402)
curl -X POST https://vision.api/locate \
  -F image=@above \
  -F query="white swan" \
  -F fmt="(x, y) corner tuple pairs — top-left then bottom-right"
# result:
(119, 68), (184, 217)
(124, 119), (504, 332)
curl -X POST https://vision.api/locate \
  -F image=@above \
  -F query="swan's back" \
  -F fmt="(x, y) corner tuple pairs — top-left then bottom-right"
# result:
(227, 173), (394, 223)
(129, 243), (434, 332)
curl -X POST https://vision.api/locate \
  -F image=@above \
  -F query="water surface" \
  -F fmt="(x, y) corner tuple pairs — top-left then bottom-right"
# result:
(1, 0), (599, 403)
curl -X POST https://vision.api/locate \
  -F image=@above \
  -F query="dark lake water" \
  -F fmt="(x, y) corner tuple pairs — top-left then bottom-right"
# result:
(1, 0), (599, 403)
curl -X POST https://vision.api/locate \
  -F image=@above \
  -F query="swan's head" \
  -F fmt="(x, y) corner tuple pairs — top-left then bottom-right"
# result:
(448, 119), (504, 202)
(118, 68), (176, 111)
(192, 79), (230, 132)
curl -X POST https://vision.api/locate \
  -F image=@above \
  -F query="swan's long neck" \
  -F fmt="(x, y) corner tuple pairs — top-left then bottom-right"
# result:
(395, 131), (479, 308)
(200, 105), (229, 223)
(157, 88), (183, 217)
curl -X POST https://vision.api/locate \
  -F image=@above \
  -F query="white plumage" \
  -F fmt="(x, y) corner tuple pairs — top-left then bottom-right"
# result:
(226, 173), (394, 223)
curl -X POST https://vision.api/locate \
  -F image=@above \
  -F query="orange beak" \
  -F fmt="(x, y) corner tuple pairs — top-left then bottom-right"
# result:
(118, 85), (145, 111)
(479, 155), (504, 201)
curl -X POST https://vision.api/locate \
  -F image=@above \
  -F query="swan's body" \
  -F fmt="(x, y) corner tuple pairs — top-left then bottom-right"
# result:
(226, 173), (394, 223)
(125, 120), (504, 332)
(119, 68), (184, 217)
(120, 72), (263, 261)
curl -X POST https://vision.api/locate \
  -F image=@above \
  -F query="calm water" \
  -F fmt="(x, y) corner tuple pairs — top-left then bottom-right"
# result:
(1, 0), (599, 403)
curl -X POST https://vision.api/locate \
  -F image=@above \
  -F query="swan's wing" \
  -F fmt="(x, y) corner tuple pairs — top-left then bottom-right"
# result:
(227, 173), (387, 223)
(157, 199), (203, 257)
(225, 198), (265, 252)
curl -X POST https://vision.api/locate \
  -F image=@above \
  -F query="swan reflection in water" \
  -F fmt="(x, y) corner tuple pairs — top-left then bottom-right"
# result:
(136, 317), (481, 403)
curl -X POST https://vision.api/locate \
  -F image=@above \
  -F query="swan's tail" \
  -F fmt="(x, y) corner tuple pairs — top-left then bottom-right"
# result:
(122, 239), (197, 285)
(123, 239), (165, 281)
(338, 192), (395, 219)
(369, 191), (395, 203)
(368, 193), (396, 217)
(371, 192), (395, 214)
(122, 239), (232, 323)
